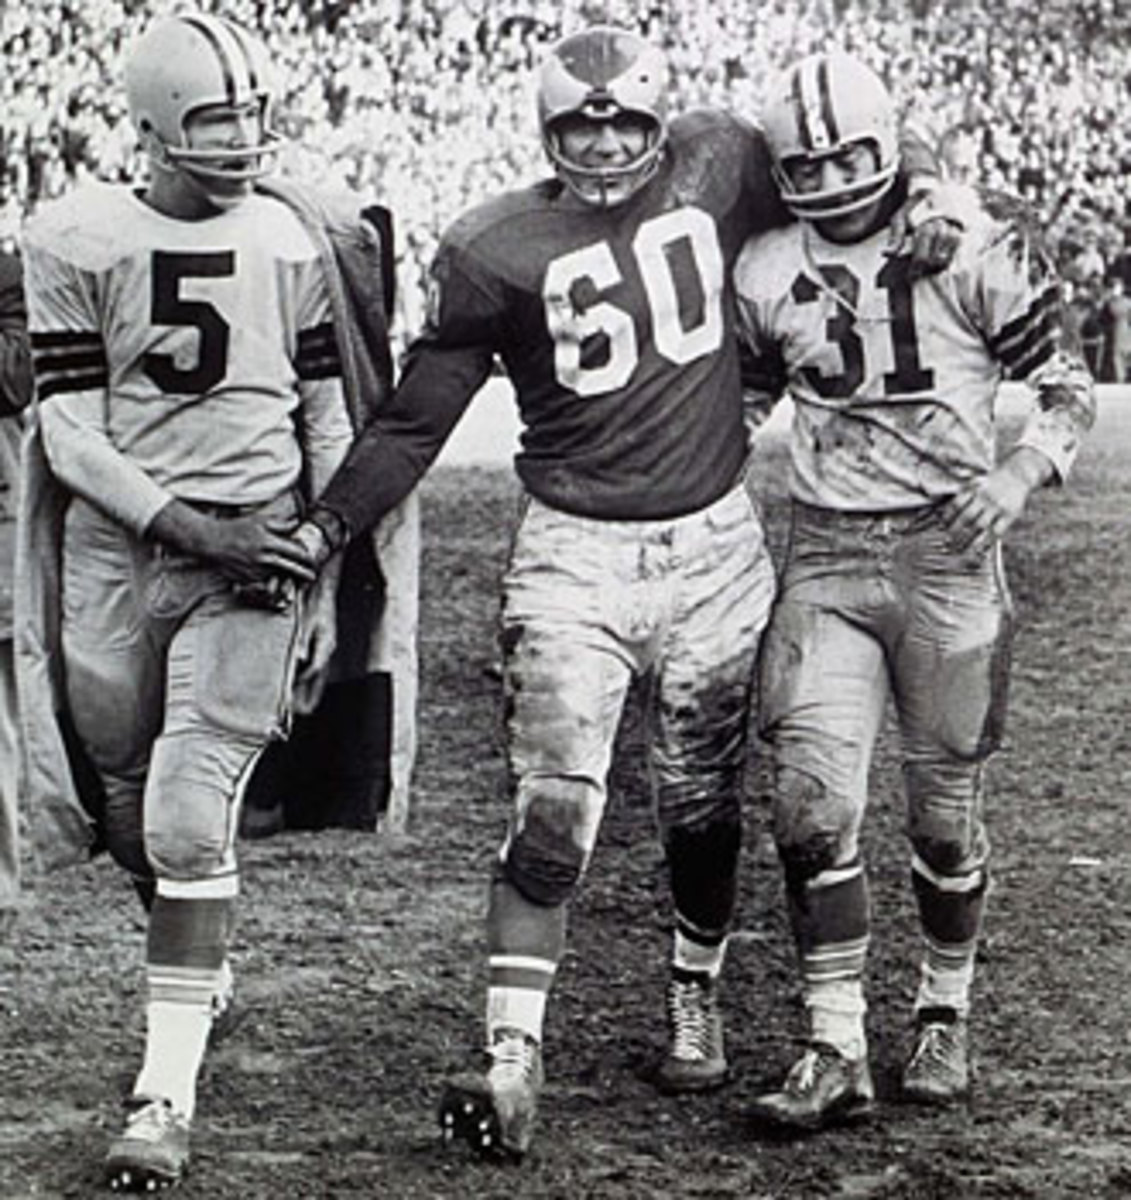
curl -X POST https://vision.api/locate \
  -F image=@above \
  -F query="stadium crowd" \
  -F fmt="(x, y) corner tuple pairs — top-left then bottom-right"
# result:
(1, 0), (1129, 374)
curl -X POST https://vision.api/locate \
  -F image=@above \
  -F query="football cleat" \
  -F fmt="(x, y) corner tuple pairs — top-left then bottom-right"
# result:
(655, 969), (728, 1093)
(750, 1042), (874, 1132)
(438, 1028), (543, 1161)
(104, 1096), (191, 1192)
(902, 1007), (970, 1105)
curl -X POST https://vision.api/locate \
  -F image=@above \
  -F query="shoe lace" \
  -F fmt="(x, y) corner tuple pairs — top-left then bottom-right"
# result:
(909, 1021), (956, 1070)
(489, 1031), (539, 1087)
(122, 1098), (180, 1143)
(668, 977), (718, 1060)
(786, 1044), (840, 1095)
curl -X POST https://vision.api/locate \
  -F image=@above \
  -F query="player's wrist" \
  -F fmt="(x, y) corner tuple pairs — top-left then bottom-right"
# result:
(148, 497), (212, 556)
(305, 506), (350, 556)
(1003, 445), (1055, 492)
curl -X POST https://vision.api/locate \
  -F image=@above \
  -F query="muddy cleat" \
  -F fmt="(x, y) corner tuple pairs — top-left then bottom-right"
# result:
(438, 1028), (543, 1161)
(750, 1042), (874, 1132)
(655, 969), (727, 1093)
(902, 1007), (970, 1105)
(104, 1096), (190, 1192)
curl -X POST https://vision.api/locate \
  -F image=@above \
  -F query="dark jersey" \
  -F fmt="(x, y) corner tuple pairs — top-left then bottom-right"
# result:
(317, 109), (788, 528)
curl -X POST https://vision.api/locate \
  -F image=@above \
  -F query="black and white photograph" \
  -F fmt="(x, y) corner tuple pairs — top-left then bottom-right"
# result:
(0, 0), (1126, 1195)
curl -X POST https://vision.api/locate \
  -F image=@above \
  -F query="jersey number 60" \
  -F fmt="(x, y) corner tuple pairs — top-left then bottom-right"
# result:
(543, 207), (724, 397)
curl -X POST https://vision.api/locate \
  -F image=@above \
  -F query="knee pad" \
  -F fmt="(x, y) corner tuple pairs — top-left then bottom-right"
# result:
(144, 733), (246, 878)
(905, 759), (988, 875)
(773, 764), (848, 889)
(503, 779), (597, 907)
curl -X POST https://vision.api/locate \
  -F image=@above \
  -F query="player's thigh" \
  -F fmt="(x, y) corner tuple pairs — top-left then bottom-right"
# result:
(146, 592), (301, 876)
(60, 499), (164, 773)
(896, 540), (1013, 762)
(759, 579), (889, 854)
(895, 540), (1010, 868)
(502, 501), (635, 786)
(652, 489), (774, 809)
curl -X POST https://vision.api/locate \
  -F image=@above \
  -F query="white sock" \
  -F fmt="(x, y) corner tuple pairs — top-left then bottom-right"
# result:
(672, 930), (725, 978)
(915, 957), (975, 1017)
(133, 992), (214, 1119)
(807, 979), (868, 1060)
(487, 986), (547, 1046)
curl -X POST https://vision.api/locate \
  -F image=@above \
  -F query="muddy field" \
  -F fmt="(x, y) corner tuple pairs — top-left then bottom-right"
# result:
(1, 404), (1129, 1198)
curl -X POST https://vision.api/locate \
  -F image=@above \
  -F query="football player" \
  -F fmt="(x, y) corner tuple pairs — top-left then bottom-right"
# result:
(734, 52), (1095, 1130)
(0, 246), (33, 923)
(275, 26), (960, 1162)
(21, 13), (351, 1191)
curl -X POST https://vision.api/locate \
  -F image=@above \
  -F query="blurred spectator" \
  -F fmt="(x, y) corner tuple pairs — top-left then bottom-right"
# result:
(0, 0), (1126, 358)
(1099, 274), (1131, 383)
(1071, 280), (1106, 378)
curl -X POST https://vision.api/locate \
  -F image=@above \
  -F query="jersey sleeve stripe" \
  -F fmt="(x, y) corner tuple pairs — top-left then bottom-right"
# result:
(1001, 333), (1058, 381)
(296, 322), (342, 380)
(991, 302), (1060, 379)
(31, 330), (109, 398)
(30, 330), (104, 351)
(296, 323), (338, 353)
(987, 287), (1057, 359)
(36, 371), (111, 400)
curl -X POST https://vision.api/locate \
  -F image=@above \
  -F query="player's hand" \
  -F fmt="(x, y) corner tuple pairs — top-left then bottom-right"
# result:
(150, 500), (317, 584)
(293, 588), (337, 715)
(937, 449), (1052, 558)
(285, 520), (336, 575)
(895, 179), (972, 279)
(205, 514), (319, 584)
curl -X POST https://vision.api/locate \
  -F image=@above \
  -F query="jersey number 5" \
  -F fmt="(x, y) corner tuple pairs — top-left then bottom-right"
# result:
(543, 207), (724, 397)
(145, 250), (234, 394)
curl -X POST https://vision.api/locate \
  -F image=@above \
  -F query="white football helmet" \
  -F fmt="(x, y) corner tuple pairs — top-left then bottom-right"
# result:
(125, 13), (282, 205)
(762, 52), (898, 221)
(537, 26), (668, 208)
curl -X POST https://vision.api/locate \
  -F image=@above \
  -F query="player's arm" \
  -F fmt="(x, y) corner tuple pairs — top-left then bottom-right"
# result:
(25, 242), (175, 533)
(733, 240), (789, 439)
(283, 287), (357, 705)
(0, 250), (32, 416)
(891, 123), (972, 275)
(939, 206), (1097, 555)
(298, 242), (500, 567)
(300, 338), (494, 566)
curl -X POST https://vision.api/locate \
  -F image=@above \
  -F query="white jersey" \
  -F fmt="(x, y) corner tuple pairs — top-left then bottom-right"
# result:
(734, 188), (1095, 511)
(24, 182), (351, 531)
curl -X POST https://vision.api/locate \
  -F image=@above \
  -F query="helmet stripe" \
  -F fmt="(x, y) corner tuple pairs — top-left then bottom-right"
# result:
(793, 55), (840, 152)
(790, 67), (812, 151)
(224, 19), (260, 92)
(816, 57), (840, 146)
(179, 14), (249, 105)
